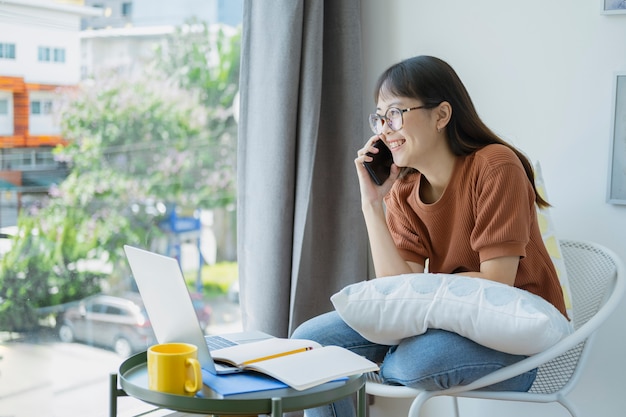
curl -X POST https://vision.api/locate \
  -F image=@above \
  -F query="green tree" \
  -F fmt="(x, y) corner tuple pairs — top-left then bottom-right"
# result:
(156, 20), (241, 110)
(154, 20), (241, 208)
(0, 23), (241, 331)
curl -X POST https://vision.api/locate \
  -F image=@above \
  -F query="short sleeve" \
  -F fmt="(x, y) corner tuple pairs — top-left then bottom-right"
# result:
(471, 157), (534, 262)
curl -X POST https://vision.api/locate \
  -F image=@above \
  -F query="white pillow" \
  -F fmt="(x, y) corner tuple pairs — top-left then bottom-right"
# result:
(331, 273), (572, 355)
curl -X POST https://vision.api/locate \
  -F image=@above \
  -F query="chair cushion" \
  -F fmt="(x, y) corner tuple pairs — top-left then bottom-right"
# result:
(534, 162), (573, 319)
(331, 273), (573, 355)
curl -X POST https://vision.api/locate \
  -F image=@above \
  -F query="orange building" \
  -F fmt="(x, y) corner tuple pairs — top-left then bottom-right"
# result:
(0, 75), (69, 149)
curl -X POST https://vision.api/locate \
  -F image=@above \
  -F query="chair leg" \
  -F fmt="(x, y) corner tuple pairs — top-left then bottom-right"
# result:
(408, 393), (460, 417)
(452, 396), (460, 417)
(408, 392), (433, 417)
(558, 396), (578, 417)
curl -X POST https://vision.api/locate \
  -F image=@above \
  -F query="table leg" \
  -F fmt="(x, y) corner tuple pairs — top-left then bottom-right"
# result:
(110, 373), (118, 417)
(110, 373), (129, 417)
(271, 397), (283, 417)
(356, 384), (366, 417)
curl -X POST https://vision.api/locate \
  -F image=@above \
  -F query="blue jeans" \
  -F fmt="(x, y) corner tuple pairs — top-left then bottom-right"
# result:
(291, 311), (537, 417)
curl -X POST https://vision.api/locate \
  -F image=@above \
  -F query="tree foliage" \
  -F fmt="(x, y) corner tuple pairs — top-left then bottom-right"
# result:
(154, 20), (241, 208)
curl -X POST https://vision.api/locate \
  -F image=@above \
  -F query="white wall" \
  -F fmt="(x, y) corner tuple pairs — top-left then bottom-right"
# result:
(361, 1), (626, 416)
(80, 29), (171, 78)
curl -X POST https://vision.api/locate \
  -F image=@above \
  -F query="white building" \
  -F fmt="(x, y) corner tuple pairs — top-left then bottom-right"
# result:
(79, 0), (242, 79)
(81, 0), (242, 30)
(0, 0), (101, 226)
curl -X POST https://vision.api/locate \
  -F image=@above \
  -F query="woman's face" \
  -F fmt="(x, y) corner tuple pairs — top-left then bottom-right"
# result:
(375, 95), (441, 170)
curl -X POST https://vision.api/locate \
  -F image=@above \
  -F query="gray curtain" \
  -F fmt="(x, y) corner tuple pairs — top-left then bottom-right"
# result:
(237, 0), (369, 337)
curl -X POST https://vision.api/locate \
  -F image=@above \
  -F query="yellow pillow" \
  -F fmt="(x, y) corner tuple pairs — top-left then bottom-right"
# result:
(535, 162), (573, 318)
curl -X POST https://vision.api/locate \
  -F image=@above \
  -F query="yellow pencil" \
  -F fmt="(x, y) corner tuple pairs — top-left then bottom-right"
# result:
(241, 347), (314, 366)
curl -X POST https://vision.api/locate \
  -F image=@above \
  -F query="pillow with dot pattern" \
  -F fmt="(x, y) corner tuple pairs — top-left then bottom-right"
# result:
(331, 273), (572, 355)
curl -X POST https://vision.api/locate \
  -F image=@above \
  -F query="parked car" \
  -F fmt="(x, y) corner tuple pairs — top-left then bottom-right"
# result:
(128, 274), (212, 330)
(57, 291), (212, 357)
(58, 293), (157, 357)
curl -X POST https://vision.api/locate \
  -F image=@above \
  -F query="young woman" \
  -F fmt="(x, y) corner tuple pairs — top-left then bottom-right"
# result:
(292, 55), (568, 417)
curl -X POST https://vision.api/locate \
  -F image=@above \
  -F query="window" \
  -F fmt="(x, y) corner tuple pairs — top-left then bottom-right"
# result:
(38, 47), (65, 63)
(35, 151), (54, 166)
(105, 306), (124, 315)
(122, 2), (132, 17)
(30, 100), (41, 115)
(53, 48), (65, 63)
(0, 42), (16, 59)
(30, 100), (40, 115)
(38, 46), (50, 62)
(3, 8), (243, 417)
(30, 100), (52, 115)
(87, 302), (102, 313)
(0, 97), (10, 136)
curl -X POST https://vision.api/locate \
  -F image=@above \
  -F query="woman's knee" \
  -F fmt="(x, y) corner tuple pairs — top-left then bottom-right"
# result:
(291, 311), (389, 362)
(291, 311), (346, 343)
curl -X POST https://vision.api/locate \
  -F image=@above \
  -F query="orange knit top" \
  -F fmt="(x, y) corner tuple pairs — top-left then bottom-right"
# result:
(384, 144), (568, 318)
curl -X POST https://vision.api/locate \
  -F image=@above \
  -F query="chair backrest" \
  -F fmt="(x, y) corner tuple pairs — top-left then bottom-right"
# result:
(529, 239), (620, 394)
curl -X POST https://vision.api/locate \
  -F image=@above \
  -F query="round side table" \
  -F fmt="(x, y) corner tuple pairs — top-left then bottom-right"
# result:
(110, 351), (366, 417)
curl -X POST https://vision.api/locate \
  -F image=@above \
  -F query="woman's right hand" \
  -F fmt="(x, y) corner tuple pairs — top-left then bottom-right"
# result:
(354, 136), (419, 277)
(354, 134), (399, 207)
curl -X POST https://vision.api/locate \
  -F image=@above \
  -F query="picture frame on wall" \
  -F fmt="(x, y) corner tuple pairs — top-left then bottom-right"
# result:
(607, 72), (626, 204)
(602, 0), (626, 14)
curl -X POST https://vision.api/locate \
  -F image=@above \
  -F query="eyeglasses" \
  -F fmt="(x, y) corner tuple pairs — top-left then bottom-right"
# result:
(368, 106), (427, 135)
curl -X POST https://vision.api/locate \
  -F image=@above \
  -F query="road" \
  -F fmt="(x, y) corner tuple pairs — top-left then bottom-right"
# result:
(0, 329), (155, 417)
(0, 297), (242, 417)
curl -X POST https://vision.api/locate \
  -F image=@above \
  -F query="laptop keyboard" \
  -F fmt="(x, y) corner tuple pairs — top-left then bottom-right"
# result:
(205, 335), (238, 350)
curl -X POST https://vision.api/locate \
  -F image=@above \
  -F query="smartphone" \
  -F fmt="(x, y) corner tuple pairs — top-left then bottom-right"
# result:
(363, 139), (393, 186)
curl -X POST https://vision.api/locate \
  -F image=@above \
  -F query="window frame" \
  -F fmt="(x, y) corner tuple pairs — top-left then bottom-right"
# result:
(0, 98), (8, 115)
(38, 46), (51, 62)
(0, 42), (16, 59)
(53, 47), (66, 63)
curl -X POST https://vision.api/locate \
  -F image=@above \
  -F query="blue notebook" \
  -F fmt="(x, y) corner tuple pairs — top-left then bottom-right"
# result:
(200, 369), (351, 399)
(201, 369), (288, 397)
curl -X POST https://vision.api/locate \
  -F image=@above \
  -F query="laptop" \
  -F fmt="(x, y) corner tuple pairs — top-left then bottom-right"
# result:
(123, 244), (271, 375)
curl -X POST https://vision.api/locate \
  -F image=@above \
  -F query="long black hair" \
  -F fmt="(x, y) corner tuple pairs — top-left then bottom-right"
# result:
(374, 55), (549, 208)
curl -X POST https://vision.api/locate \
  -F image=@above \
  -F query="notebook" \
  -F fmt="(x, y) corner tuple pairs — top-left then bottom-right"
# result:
(123, 244), (271, 375)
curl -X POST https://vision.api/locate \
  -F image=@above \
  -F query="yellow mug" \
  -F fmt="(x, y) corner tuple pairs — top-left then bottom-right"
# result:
(147, 343), (202, 396)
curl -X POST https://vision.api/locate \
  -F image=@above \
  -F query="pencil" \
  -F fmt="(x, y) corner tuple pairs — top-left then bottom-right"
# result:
(240, 346), (314, 365)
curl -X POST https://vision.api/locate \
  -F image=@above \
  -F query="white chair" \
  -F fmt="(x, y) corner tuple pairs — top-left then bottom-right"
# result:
(366, 239), (626, 417)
